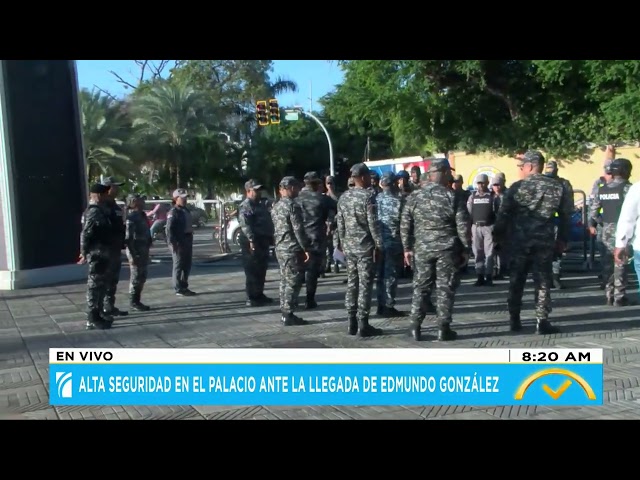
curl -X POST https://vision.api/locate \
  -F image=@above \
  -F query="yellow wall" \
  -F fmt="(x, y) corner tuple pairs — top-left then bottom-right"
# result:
(450, 147), (639, 198)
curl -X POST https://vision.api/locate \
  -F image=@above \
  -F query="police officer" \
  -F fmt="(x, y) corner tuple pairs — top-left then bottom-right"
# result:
(491, 174), (509, 279)
(401, 158), (470, 341)
(588, 158), (633, 306)
(78, 184), (114, 330)
(125, 194), (152, 311)
(410, 166), (422, 189)
(590, 146), (616, 281)
(370, 171), (382, 194)
(396, 170), (413, 196)
(452, 174), (471, 204)
(271, 177), (312, 325)
(336, 163), (384, 337)
(467, 174), (498, 286)
(297, 171), (336, 308)
(99, 176), (128, 317)
(238, 179), (275, 306)
(494, 151), (573, 335)
(166, 188), (196, 297)
(544, 160), (574, 289)
(324, 175), (340, 275)
(376, 171), (405, 317)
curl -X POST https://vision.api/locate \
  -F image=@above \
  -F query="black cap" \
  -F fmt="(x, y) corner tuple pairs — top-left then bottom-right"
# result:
(350, 163), (370, 177)
(522, 150), (545, 164)
(396, 170), (409, 179)
(304, 171), (320, 182)
(99, 175), (125, 187)
(428, 158), (452, 173)
(380, 171), (396, 187)
(607, 158), (633, 177)
(89, 183), (109, 194)
(279, 176), (299, 188)
(244, 179), (263, 191)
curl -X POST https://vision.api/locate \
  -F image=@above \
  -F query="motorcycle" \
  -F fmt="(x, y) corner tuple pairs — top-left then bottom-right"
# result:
(147, 214), (167, 242)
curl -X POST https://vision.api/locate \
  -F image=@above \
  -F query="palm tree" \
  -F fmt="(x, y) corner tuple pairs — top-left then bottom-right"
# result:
(79, 89), (132, 182)
(131, 81), (214, 188)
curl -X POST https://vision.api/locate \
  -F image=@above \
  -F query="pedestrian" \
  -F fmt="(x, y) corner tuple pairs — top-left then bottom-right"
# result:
(238, 179), (275, 306)
(78, 184), (114, 330)
(125, 194), (152, 311)
(544, 160), (575, 289)
(99, 176), (128, 317)
(491, 174), (509, 279)
(166, 188), (196, 297)
(467, 174), (499, 286)
(376, 171), (405, 317)
(401, 158), (470, 341)
(335, 163), (384, 337)
(271, 176), (311, 325)
(297, 171), (336, 309)
(493, 150), (573, 335)
(589, 158), (633, 306)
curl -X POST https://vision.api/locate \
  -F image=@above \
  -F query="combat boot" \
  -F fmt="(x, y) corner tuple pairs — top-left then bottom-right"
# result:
(509, 313), (522, 332)
(357, 316), (383, 338)
(437, 324), (457, 341)
(86, 310), (111, 330)
(474, 274), (485, 286)
(104, 305), (128, 317)
(305, 293), (317, 310)
(484, 275), (494, 286)
(383, 306), (405, 317)
(376, 305), (384, 316)
(130, 289), (150, 312)
(536, 320), (560, 335)
(552, 274), (564, 289)
(281, 312), (308, 326)
(409, 320), (422, 341)
(347, 314), (358, 335)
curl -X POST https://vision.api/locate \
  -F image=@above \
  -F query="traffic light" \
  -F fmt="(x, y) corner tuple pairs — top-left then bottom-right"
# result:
(256, 101), (269, 126)
(269, 98), (280, 125)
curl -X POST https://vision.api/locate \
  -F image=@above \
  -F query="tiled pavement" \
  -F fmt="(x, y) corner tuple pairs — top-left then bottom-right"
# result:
(1, 255), (640, 420)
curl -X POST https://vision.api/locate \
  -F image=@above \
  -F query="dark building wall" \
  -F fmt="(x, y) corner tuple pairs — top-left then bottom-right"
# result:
(1, 60), (87, 271)
(0, 196), (7, 270)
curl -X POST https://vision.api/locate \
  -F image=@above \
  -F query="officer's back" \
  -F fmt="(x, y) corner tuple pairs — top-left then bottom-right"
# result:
(377, 183), (403, 249)
(337, 180), (378, 253)
(297, 172), (332, 239)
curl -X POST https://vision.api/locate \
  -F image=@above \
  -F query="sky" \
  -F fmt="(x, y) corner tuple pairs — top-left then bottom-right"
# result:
(75, 60), (344, 110)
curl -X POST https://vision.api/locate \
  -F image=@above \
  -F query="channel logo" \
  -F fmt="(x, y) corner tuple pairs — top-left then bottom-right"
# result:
(55, 372), (73, 399)
(514, 368), (597, 401)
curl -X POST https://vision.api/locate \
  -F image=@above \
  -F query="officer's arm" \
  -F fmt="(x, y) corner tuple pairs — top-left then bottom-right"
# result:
(557, 182), (573, 244)
(493, 184), (517, 239)
(454, 192), (472, 249)
(493, 194), (501, 213)
(336, 199), (345, 250)
(125, 216), (137, 256)
(238, 204), (256, 242)
(400, 194), (415, 251)
(166, 209), (180, 245)
(80, 208), (100, 257)
(291, 203), (311, 251)
(466, 193), (473, 215)
(588, 188), (602, 228)
(366, 193), (383, 249)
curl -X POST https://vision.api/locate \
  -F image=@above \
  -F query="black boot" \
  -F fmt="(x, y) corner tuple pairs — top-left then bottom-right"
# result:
(409, 320), (422, 341)
(376, 305), (384, 316)
(437, 323), (457, 341)
(357, 316), (383, 337)
(509, 313), (522, 332)
(552, 274), (564, 289)
(130, 289), (150, 311)
(383, 306), (405, 317)
(281, 312), (308, 326)
(536, 320), (560, 335)
(474, 274), (485, 286)
(86, 310), (111, 330)
(305, 293), (317, 309)
(347, 314), (358, 335)
(104, 303), (128, 317)
(484, 275), (494, 286)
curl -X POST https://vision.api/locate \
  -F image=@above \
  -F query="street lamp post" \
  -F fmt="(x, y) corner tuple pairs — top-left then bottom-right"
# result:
(285, 108), (335, 176)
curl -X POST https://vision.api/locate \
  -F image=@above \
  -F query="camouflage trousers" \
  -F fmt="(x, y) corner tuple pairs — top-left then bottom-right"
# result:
(345, 251), (376, 319)
(324, 233), (336, 271)
(103, 248), (122, 310)
(126, 245), (150, 294)
(602, 224), (630, 302)
(508, 245), (554, 321)
(410, 250), (460, 326)
(376, 248), (403, 308)
(276, 252), (304, 314)
(86, 251), (113, 313)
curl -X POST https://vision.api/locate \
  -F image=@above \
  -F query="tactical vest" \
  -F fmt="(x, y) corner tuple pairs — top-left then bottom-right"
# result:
(598, 182), (626, 224)
(471, 192), (495, 225)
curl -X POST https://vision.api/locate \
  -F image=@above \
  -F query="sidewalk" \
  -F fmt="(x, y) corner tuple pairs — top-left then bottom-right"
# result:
(1, 261), (640, 420)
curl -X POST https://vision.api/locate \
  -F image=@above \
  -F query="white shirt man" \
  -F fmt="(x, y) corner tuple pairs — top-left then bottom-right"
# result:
(614, 181), (640, 268)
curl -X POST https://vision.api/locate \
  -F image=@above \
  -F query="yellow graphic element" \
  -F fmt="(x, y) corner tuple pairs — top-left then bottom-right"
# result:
(542, 379), (572, 400)
(467, 166), (503, 187)
(514, 368), (597, 401)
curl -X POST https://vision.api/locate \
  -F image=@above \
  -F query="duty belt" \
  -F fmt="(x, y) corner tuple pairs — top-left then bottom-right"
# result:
(473, 221), (493, 226)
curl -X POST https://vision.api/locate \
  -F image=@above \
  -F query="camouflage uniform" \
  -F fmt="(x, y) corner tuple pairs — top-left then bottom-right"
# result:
(102, 196), (128, 316)
(324, 188), (340, 273)
(375, 172), (405, 315)
(238, 180), (275, 306)
(297, 172), (336, 307)
(588, 161), (632, 305)
(401, 158), (470, 341)
(125, 199), (152, 310)
(272, 177), (311, 325)
(80, 186), (114, 330)
(336, 163), (383, 336)
(590, 175), (608, 277)
(493, 151), (572, 334)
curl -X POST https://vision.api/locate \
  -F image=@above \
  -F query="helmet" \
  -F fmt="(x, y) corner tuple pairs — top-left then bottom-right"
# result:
(606, 158), (633, 178)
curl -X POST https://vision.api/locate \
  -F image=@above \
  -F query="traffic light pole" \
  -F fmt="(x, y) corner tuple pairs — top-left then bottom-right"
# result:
(299, 110), (335, 176)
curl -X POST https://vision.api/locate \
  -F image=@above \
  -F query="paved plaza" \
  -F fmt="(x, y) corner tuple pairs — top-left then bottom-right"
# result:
(1, 251), (640, 420)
